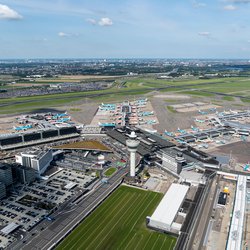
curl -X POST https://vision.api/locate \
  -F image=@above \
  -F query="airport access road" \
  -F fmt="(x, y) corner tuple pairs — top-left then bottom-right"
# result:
(10, 167), (128, 250)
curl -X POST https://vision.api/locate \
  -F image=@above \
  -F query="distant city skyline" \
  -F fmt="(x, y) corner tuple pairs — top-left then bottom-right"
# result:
(1, 0), (250, 59)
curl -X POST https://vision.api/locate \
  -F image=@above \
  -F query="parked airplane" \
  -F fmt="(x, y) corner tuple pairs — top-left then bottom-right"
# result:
(164, 130), (175, 137)
(210, 107), (217, 112)
(191, 125), (199, 131)
(176, 139), (186, 144)
(98, 122), (116, 127)
(242, 164), (250, 171)
(177, 128), (187, 134)
(195, 118), (205, 123)
(198, 110), (208, 115)
(147, 120), (156, 125)
(14, 124), (32, 131)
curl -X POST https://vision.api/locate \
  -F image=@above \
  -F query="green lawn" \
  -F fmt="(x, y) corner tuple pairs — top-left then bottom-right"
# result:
(104, 167), (117, 177)
(56, 185), (176, 250)
(222, 96), (234, 101)
(2, 76), (250, 114)
(167, 106), (176, 113)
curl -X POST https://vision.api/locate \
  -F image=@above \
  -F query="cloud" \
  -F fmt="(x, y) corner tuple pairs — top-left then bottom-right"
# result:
(198, 32), (211, 38)
(58, 32), (70, 37)
(98, 17), (113, 26)
(86, 17), (113, 27)
(192, 1), (207, 8)
(223, 4), (237, 10)
(58, 32), (79, 37)
(0, 4), (22, 20)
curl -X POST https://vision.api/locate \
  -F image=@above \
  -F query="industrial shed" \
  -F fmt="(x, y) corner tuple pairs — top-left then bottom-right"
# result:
(148, 183), (189, 233)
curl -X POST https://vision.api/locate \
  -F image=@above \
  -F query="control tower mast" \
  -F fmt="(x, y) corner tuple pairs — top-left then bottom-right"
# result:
(126, 131), (140, 177)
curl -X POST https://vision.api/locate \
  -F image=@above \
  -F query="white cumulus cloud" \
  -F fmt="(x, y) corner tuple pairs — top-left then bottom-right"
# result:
(86, 17), (113, 27)
(0, 4), (22, 20)
(223, 4), (237, 10)
(98, 17), (113, 26)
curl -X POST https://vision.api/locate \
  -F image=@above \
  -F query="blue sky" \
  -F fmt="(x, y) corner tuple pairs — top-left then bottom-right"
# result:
(0, 0), (250, 58)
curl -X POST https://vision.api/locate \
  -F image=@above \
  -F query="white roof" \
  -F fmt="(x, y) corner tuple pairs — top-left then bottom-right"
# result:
(226, 175), (246, 250)
(64, 182), (77, 190)
(150, 183), (189, 228)
(1, 222), (19, 235)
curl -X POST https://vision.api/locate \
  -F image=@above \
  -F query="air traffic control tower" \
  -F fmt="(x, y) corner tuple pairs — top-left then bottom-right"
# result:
(126, 131), (140, 177)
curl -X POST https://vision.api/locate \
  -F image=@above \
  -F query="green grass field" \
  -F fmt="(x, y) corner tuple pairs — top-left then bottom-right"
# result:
(56, 185), (176, 250)
(1, 76), (250, 114)
(104, 167), (117, 177)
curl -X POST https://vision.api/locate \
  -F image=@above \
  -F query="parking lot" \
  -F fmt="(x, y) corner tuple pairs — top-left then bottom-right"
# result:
(0, 168), (98, 249)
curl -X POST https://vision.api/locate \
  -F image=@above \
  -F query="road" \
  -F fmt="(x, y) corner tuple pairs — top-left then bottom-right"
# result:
(192, 175), (220, 250)
(9, 167), (128, 250)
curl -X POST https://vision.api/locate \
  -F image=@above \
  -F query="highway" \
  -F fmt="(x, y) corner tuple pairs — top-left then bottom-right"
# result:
(9, 167), (128, 250)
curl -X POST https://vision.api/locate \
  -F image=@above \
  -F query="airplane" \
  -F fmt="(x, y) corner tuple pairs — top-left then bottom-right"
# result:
(99, 106), (116, 111)
(230, 109), (238, 114)
(198, 110), (208, 115)
(101, 103), (116, 107)
(191, 125), (199, 131)
(242, 164), (250, 171)
(146, 120), (156, 125)
(210, 107), (217, 112)
(195, 118), (205, 123)
(177, 127), (187, 134)
(176, 139), (187, 144)
(57, 117), (71, 123)
(164, 130), (175, 137)
(215, 140), (225, 144)
(14, 124), (32, 131)
(98, 122), (116, 127)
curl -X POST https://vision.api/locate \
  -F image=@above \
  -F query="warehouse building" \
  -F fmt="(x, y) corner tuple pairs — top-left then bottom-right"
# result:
(147, 183), (189, 233)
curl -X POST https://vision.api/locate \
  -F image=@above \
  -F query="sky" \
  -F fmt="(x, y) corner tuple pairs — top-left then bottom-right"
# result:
(0, 0), (250, 59)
